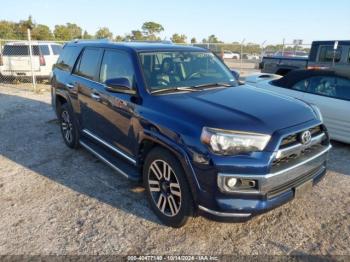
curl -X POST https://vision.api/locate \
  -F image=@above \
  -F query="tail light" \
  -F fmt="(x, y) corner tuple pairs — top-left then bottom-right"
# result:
(39, 55), (46, 66)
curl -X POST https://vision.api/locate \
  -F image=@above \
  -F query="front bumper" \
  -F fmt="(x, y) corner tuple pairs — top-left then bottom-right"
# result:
(197, 144), (331, 222)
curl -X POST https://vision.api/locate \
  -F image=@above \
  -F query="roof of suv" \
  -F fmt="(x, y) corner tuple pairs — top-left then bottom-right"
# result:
(65, 40), (206, 52)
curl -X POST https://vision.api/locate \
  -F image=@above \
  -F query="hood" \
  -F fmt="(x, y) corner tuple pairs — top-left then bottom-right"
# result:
(153, 85), (316, 135)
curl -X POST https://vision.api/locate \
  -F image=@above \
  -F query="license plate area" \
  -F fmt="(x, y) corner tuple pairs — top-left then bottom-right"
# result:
(294, 179), (313, 198)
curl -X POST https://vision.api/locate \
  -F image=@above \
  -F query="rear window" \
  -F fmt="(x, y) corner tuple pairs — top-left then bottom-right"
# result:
(56, 46), (81, 72)
(2, 45), (49, 56)
(318, 46), (342, 63)
(74, 48), (101, 80)
(51, 45), (62, 55)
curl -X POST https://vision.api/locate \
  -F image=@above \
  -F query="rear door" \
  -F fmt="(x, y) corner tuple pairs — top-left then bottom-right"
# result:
(71, 47), (103, 134)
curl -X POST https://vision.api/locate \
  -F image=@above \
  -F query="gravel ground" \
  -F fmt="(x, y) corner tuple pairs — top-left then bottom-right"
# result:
(0, 86), (349, 256)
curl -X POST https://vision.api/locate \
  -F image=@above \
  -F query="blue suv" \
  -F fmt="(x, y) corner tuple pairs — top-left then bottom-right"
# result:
(51, 40), (331, 227)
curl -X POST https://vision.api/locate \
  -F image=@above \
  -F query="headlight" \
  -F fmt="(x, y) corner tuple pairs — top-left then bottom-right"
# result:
(201, 127), (271, 155)
(310, 104), (323, 122)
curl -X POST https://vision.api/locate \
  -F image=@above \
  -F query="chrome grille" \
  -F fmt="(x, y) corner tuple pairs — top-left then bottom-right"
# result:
(273, 125), (328, 168)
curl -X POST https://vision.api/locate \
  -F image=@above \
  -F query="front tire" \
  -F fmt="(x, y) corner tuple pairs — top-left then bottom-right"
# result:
(59, 103), (79, 149)
(143, 147), (194, 227)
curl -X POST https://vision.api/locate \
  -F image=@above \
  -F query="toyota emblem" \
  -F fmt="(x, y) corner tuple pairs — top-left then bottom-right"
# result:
(300, 130), (312, 145)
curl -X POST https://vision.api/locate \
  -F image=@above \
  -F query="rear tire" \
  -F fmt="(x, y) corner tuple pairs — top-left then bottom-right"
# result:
(143, 147), (194, 227)
(59, 103), (79, 149)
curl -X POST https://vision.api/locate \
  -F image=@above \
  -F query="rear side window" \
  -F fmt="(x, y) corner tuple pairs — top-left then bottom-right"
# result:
(99, 50), (135, 86)
(318, 46), (342, 63)
(3, 45), (41, 56)
(348, 48), (350, 63)
(74, 48), (101, 80)
(39, 45), (50, 55)
(51, 45), (62, 55)
(292, 76), (350, 100)
(56, 46), (80, 72)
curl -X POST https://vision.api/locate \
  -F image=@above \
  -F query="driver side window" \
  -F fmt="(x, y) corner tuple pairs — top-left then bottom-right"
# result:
(99, 50), (135, 88)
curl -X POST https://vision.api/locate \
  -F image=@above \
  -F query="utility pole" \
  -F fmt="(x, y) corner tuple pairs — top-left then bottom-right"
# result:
(240, 38), (245, 74)
(27, 27), (37, 92)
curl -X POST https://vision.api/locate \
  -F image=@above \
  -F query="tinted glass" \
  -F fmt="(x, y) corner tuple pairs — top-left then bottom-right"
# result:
(75, 48), (100, 80)
(39, 45), (50, 55)
(3, 45), (41, 56)
(139, 51), (236, 91)
(348, 48), (350, 63)
(51, 45), (62, 55)
(56, 46), (80, 72)
(319, 46), (342, 63)
(99, 50), (135, 86)
(292, 76), (350, 100)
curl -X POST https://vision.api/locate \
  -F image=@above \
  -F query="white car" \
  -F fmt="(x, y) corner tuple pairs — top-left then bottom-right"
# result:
(0, 42), (62, 80)
(246, 70), (350, 144)
(223, 50), (240, 60)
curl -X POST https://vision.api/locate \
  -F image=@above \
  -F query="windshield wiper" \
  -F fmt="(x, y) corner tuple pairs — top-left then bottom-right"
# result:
(193, 82), (234, 88)
(151, 86), (201, 94)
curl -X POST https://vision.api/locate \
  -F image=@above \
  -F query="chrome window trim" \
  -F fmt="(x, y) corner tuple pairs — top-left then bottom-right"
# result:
(82, 129), (136, 165)
(198, 205), (251, 218)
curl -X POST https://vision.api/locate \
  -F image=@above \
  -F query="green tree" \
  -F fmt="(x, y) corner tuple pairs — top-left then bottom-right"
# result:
(141, 21), (164, 40)
(115, 35), (125, 42)
(190, 37), (197, 44)
(207, 34), (222, 43)
(14, 16), (35, 39)
(170, 33), (187, 43)
(128, 30), (145, 41)
(32, 24), (53, 40)
(95, 27), (113, 39)
(54, 23), (82, 40)
(82, 30), (93, 39)
(0, 20), (17, 39)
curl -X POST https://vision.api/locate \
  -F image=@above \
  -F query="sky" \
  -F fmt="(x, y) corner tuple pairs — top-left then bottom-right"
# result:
(1, 0), (350, 44)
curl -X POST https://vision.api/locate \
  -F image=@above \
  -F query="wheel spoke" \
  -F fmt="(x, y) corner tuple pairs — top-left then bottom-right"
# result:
(167, 195), (179, 216)
(170, 182), (181, 198)
(61, 123), (68, 130)
(163, 162), (172, 181)
(149, 179), (160, 192)
(150, 162), (163, 180)
(157, 194), (167, 213)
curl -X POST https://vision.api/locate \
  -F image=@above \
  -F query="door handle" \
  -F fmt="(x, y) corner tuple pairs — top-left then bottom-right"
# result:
(65, 83), (75, 89)
(91, 93), (101, 101)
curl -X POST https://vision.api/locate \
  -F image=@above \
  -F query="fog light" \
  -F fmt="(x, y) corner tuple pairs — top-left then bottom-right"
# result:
(226, 178), (238, 189)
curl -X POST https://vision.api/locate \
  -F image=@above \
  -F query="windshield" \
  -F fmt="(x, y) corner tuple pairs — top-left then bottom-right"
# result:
(139, 51), (237, 92)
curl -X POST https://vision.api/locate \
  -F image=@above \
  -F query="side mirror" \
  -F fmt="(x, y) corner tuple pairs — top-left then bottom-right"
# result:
(105, 78), (136, 94)
(231, 69), (240, 81)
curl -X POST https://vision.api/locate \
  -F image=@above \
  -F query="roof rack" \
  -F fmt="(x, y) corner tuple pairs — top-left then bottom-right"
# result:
(72, 38), (111, 43)
(124, 40), (173, 44)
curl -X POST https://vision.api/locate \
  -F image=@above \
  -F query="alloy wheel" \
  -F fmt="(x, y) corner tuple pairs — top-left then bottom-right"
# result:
(61, 110), (73, 144)
(148, 160), (182, 217)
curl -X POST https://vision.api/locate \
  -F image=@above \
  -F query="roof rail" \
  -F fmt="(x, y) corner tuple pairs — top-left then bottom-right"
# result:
(72, 38), (111, 43)
(124, 40), (173, 44)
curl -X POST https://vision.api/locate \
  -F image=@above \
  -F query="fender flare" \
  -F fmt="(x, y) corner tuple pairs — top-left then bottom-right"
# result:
(139, 130), (202, 203)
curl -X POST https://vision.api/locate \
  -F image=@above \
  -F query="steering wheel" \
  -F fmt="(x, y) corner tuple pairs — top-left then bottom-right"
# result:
(186, 72), (202, 80)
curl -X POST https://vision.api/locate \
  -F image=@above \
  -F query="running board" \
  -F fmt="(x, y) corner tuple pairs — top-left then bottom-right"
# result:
(79, 138), (140, 181)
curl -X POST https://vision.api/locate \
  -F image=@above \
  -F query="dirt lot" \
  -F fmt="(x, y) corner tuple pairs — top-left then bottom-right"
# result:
(0, 86), (349, 256)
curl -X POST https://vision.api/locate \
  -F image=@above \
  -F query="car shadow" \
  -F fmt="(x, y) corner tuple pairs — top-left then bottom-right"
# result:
(327, 140), (350, 176)
(0, 92), (162, 225)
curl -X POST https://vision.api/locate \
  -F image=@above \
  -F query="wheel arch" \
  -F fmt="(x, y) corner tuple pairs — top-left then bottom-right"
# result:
(137, 133), (201, 204)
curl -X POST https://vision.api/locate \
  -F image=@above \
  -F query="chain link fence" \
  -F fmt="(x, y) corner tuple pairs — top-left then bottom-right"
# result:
(0, 29), (66, 91)
(0, 31), (311, 90)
